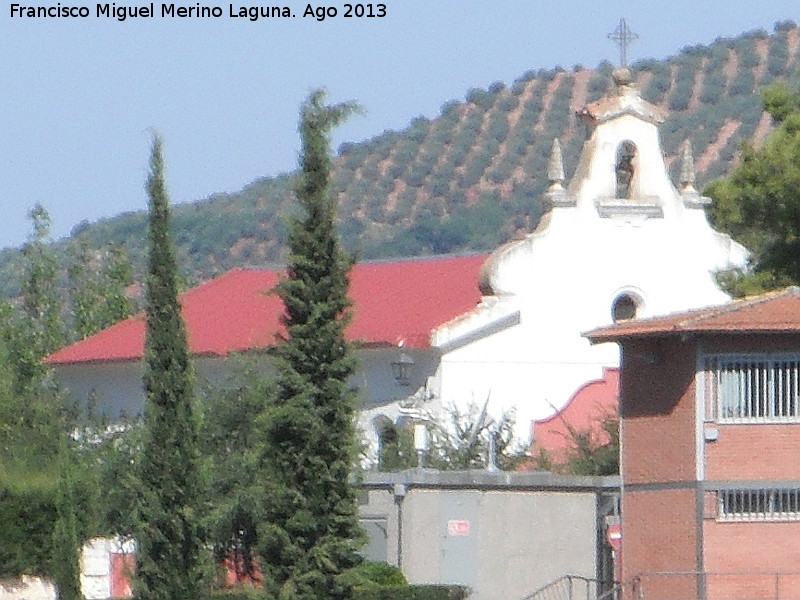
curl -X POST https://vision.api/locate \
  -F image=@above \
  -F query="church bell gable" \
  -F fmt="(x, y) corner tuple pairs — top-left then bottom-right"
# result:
(566, 67), (674, 221)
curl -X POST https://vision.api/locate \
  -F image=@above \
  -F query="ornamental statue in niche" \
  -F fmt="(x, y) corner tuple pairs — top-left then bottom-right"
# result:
(615, 140), (636, 199)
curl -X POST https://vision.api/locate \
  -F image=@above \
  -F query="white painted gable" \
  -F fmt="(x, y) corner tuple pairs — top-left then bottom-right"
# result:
(427, 68), (748, 442)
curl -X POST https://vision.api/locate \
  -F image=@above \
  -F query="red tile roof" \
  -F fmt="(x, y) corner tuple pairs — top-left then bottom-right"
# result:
(586, 287), (800, 343)
(46, 254), (488, 365)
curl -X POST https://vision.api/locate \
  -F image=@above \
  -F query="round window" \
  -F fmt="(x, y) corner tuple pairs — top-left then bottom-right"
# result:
(612, 294), (638, 322)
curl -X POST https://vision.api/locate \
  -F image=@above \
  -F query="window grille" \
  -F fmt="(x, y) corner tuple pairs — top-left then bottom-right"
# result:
(703, 355), (800, 422)
(718, 488), (800, 521)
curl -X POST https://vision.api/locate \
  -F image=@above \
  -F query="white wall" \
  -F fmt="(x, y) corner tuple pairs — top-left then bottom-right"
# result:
(433, 95), (748, 441)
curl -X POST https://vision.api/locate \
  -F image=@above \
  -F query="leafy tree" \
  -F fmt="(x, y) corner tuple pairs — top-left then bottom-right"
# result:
(707, 82), (800, 293)
(529, 413), (620, 476)
(560, 414), (620, 476)
(0, 207), (67, 472)
(68, 240), (134, 340)
(427, 403), (523, 470)
(4, 205), (67, 394)
(198, 361), (272, 584)
(133, 136), (209, 600)
(375, 404), (525, 472)
(90, 418), (142, 539)
(258, 90), (364, 600)
(51, 458), (82, 600)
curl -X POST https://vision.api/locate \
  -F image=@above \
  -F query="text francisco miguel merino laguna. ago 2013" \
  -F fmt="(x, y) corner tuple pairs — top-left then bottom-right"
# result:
(9, 2), (388, 20)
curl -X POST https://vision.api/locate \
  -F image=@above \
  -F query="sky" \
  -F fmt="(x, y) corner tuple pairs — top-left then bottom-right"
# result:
(2, 1), (798, 250)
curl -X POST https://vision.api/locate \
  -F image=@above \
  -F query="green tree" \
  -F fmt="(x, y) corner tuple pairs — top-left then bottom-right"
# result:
(4, 204), (67, 395)
(134, 136), (209, 600)
(0, 207), (66, 471)
(51, 457), (82, 600)
(375, 405), (525, 472)
(68, 240), (134, 340)
(199, 361), (272, 584)
(528, 413), (620, 476)
(707, 82), (800, 294)
(560, 414), (620, 476)
(259, 90), (364, 600)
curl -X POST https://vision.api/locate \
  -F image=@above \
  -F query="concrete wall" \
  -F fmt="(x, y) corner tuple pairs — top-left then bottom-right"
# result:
(358, 470), (619, 600)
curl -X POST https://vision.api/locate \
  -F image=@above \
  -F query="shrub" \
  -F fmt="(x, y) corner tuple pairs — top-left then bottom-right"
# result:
(586, 73), (611, 103)
(729, 70), (756, 96)
(487, 81), (505, 96)
(642, 64), (671, 103)
(439, 100), (461, 121)
(353, 585), (470, 600)
(766, 34), (790, 77)
(668, 79), (693, 111)
(496, 94), (519, 113)
(737, 41), (760, 69)
(0, 478), (59, 577)
(344, 561), (407, 588)
(210, 587), (263, 600)
(465, 88), (493, 110)
(407, 118), (431, 143)
(698, 71), (726, 104)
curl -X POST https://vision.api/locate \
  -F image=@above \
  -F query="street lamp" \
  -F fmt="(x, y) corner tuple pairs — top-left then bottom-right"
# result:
(391, 351), (415, 386)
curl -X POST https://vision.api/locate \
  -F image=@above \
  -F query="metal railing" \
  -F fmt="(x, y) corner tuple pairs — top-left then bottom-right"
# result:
(520, 575), (622, 600)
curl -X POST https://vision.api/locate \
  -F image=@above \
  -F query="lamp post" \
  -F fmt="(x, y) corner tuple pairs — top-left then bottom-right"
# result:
(391, 350), (415, 387)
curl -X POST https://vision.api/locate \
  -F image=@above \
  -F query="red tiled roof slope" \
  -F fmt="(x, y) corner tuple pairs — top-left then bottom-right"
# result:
(586, 287), (800, 342)
(46, 254), (489, 365)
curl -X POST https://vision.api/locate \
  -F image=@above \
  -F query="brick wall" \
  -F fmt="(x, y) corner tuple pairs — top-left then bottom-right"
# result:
(619, 337), (699, 585)
(704, 520), (800, 574)
(618, 332), (800, 594)
(705, 423), (800, 480)
(620, 338), (696, 485)
(622, 488), (698, 585)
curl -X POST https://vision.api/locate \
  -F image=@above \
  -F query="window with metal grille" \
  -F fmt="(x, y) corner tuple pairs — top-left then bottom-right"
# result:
(718, 488), (800, 521)
(703, 355), (800, 422)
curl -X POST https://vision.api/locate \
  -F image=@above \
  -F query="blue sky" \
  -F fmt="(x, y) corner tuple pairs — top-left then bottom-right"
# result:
(2, 0), (798, 249)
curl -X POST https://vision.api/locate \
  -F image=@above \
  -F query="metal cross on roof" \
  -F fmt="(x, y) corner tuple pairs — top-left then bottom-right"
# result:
(608, 18), (638, 67)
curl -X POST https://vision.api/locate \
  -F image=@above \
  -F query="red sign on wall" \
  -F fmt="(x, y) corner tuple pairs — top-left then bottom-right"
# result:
(606, 523), (622, 551)
(447, 520), (471, 536)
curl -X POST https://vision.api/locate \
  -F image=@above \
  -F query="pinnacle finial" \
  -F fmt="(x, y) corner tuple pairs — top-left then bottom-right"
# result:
(548, 138), (565, 189)
(679, 140), (696, 192)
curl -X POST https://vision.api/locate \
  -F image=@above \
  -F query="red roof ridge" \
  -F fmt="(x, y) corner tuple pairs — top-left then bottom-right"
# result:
(45, 254), (489, 365)
(585, 286), (800, 342)
(674, 286), (800, 328)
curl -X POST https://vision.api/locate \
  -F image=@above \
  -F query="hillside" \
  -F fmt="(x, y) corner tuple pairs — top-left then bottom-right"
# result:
(1, 21), (799, 296)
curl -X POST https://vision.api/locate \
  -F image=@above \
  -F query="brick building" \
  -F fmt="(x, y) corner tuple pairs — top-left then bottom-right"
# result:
(587, 287), (800, 599)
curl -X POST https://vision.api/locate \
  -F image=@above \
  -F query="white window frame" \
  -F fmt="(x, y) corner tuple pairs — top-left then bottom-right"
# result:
(702, 353), (800, 423)
(718, 488), (800, 522)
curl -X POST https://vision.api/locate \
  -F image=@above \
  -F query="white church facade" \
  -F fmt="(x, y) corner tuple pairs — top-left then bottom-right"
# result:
(427, 67), (748, 439)
(46, 68), (748, 453)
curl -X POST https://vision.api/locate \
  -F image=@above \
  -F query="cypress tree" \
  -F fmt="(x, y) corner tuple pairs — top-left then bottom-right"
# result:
(51, 459), (81, 600)
(259, 90), (363, 600)
(134, 136), (208, 600)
